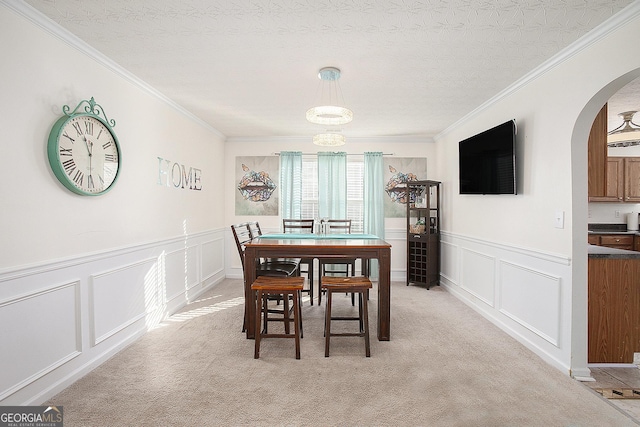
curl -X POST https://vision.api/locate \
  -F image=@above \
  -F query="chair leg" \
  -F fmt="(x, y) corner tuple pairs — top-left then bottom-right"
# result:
(358, 292), (364, 332)
(298, 290), (304, 339)
(254, 290), (263, 359)
(309, 262), (314, 306)
(324, 289), (332, 357)
(293, 290), (301, 359)
(262, 294), (269, 334)
(283, 296), (290, 335)
(362, 290), (370, 357)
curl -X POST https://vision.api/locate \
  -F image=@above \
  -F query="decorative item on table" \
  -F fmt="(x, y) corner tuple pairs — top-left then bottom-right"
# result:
(410, 219), (426, 234)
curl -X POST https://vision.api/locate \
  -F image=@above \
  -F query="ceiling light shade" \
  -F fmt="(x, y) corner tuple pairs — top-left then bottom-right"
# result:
(313, 133), (346, 146)
(608, 111), (640, 147)
(306, 67), (353, 126)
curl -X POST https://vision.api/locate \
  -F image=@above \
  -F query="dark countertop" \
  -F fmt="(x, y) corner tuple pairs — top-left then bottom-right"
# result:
(588, 230), (640, 235)
(588, 223), (640, 235)
(587, 223), (640, 235)
(588, 244), (640, 259)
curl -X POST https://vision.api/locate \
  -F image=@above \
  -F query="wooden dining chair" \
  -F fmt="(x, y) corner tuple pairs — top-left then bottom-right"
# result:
(247, 220), (300, 269)
(318, 219), (357, 305)
(283, 219), (315, 305)
(231, 222), (301, 333)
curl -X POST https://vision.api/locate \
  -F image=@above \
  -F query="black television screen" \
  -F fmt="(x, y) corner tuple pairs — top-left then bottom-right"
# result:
(458, 120), (517, 195)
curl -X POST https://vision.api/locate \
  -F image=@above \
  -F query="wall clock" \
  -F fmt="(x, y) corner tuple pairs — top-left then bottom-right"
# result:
(47, 97), (121, 196)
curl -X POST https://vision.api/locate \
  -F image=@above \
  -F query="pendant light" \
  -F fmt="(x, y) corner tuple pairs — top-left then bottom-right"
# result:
(608, 111), (640, 147)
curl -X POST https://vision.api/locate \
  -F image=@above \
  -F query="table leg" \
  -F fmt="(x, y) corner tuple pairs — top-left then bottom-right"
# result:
(377, 248), (391, 341)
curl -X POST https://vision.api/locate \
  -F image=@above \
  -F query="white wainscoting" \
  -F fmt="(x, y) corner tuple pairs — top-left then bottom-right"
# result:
(0, 229), (225, 405)
(440, 232), (572, 374)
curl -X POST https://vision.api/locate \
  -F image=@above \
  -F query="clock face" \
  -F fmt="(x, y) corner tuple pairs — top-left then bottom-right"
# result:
(48, 114), (120, 195)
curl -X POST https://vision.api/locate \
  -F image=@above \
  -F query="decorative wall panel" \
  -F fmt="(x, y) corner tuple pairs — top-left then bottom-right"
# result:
(165, 244), (200, 302)
(499, 261), (561, 346)
(0, 281), (80, 400)
(90, 259), (155, 346)
(460, 248), (496, 307)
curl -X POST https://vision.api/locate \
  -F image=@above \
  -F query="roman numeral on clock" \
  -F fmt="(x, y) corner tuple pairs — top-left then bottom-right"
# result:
(72, 169), (84, 186)
(72, 122), (83, 136)
(62, 158), (76, 174)
(59, 147), (72, 156)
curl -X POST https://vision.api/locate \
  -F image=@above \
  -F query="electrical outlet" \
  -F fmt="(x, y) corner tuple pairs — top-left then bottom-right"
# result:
(634, 353), (640, 365)
(615, 210), (620, 218)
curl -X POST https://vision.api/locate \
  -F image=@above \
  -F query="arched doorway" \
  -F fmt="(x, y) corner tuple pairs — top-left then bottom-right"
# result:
(570, 68), (640, 378)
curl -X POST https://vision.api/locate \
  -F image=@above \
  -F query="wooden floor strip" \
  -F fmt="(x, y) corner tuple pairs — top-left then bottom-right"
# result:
(596, 388), (640, 399)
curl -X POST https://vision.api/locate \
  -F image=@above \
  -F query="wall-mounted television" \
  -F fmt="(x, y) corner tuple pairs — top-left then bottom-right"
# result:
(458, 119), (517, 195)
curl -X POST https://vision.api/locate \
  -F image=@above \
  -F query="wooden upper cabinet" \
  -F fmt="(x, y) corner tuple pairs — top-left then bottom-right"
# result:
(590, 157), (640, 202)
(588, 103), (608, 199)
(624, 157), (640, 202)
(589, 157), (624, 202)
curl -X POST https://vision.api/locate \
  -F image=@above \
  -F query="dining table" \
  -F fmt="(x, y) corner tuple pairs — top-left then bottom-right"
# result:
(243, 233), (392, 341)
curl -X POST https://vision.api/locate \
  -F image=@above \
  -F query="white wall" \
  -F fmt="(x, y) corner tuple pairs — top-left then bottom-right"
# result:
(223, 137), (437, 282)
(436, 4), (640, 376)
(0, 4), (226, 404)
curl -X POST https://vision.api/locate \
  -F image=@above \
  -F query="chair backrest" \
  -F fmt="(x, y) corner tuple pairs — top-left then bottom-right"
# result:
(283, 219), (315, 234)
(326, 219), (351, 234)
(247, 221), (262, 238)
(230, 222), (253, 270)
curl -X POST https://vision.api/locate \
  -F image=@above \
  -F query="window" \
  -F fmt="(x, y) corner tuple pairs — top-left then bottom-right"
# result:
(300, 155), (364, 233)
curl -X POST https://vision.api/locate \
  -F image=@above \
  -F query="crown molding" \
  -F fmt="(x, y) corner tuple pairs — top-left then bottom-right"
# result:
(1, 0), (226, 140)
(226, 135), (434, 144)
(435, 1), (640, 141)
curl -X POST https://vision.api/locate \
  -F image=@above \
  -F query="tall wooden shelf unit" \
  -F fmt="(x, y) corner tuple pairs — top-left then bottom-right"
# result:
(406, 180), (441, 288)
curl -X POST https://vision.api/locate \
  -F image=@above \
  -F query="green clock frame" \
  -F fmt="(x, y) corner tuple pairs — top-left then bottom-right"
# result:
(47, 97), (121, 196)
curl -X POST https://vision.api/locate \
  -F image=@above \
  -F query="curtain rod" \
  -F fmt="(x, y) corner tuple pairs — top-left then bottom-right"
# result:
(274, 152), (394, 156)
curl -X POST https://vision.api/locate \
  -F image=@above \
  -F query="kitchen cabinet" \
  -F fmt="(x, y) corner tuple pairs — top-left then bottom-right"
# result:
(587, 103), (608, 199)
(406, 180), (440, 289)
(624, 157), (640, 202)
(587, 101), (640, 202)
(588, 157), (624, 202)
(590, 157), (640, 202)
(588, 256), (640, 363)
(589, 233), (634, 250)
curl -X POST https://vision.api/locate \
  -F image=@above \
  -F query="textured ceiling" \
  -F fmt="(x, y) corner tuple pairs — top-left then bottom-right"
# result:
(21, 0), (637, 140)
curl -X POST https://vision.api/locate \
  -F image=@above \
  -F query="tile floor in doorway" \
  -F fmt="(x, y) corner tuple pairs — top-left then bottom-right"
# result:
(582, 367), (640, 423)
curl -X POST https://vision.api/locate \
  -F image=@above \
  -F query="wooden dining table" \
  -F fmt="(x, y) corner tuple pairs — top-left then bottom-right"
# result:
(243, 233), (392, 341)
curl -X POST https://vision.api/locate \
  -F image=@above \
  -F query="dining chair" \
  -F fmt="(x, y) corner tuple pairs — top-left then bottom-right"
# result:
(318, 219), (357, 305)
(247, 220), (300, 270)
(231, 222), (301, 333)
(283, 219), (315, 305)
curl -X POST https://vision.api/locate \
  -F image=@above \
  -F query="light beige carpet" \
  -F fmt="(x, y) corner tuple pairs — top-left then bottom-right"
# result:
(47, 279), (638, 426)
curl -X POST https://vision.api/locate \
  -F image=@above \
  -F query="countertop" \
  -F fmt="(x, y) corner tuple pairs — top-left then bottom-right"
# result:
(588, 244), (640, 259)
(588, 223), (640, 235)
(588, 230), (640, 235)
